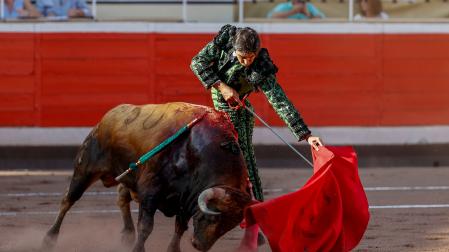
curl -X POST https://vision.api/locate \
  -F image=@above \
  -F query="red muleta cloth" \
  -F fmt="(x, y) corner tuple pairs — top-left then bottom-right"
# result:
(242, 146), (370, 252)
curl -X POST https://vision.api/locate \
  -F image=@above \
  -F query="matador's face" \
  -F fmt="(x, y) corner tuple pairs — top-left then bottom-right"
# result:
(235, 50), (258, 68)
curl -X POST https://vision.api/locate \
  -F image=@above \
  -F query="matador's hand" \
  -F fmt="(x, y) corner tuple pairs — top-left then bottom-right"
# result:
(307, 135), (324, 151)
(214, 82), (242, 109)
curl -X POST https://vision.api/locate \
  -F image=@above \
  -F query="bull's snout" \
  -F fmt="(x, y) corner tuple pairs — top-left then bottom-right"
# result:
(191, 237), (208, 252)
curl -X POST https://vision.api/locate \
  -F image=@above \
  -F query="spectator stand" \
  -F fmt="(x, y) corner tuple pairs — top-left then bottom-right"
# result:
(243, 0), (449, 22)
(0, 0), (231, 22)
(0, 0), (97, 20)
(1, 0), (449, 22)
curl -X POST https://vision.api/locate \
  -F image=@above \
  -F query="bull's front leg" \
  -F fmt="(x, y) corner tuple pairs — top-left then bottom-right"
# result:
(117, 184), (135, 246)
(167, 215), (189, 252)
(133, 188), (158, 252)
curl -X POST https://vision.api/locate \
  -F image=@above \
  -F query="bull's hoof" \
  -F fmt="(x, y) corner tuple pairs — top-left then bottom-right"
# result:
(132, 244), (145, 252)
(121, 230), (136, 247)
(41, 232), (58, 251)
(166, 244), (181, 252)
(257, 232), (266, 246)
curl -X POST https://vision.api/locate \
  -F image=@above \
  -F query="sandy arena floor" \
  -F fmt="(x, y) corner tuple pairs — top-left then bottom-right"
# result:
(1, 167), (449, 252)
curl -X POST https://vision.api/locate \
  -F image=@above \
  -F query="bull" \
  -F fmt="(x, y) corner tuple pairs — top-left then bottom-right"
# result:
(42, 102), (253, 252)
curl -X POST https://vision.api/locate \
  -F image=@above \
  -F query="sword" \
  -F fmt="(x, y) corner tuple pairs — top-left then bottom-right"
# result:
(228, 95), (313, 168)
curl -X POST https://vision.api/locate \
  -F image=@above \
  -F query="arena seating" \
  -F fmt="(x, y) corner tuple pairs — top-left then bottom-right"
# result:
(2, 0), (448, 22)
(244, 0), (449, 19)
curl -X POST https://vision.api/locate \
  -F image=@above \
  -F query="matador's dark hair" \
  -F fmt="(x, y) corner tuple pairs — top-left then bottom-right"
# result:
(232, 27), (260, 53)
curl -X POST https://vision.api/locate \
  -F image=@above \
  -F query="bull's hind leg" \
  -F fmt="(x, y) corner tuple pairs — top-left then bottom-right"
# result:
(117, 184), (136, 246)
(42, 129), (104, 250)
(42, 174), (98, 250)
(167, 215), (188, 252)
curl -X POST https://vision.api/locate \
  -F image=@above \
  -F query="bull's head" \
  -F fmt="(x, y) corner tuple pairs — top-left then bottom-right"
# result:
(192, 186), (252, 251)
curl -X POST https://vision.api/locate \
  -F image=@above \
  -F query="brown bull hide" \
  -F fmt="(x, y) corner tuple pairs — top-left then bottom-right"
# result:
(42, 102), (252, 252)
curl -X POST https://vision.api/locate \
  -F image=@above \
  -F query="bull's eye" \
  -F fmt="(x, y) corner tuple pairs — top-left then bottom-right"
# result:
(207, 215), (220, 222)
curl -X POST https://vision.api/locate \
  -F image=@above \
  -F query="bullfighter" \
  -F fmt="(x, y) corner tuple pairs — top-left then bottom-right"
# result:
(191, 24), (324, 201)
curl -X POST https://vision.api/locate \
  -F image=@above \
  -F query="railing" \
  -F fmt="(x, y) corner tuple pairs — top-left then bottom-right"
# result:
(1, 0), (4, 19)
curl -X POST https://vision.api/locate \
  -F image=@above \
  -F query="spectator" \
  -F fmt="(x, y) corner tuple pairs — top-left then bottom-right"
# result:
(36, 0), (91, 18)
(354, 0), (389, 20)
(267, 0), (325, 19)
(4, 0), (40, 19)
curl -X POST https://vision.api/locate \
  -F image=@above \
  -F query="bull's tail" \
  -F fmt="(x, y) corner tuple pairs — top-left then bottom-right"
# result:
(42, 126), (106, 250)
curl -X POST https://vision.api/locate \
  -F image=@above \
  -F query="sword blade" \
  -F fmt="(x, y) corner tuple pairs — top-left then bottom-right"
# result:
(244, 106), (313, 168)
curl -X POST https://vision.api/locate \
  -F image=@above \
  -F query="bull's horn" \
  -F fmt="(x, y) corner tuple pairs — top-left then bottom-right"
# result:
(197, 187), (226, 215)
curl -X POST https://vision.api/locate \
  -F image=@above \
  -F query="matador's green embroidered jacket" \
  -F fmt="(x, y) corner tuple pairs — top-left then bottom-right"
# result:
(190, 24), (311, 141)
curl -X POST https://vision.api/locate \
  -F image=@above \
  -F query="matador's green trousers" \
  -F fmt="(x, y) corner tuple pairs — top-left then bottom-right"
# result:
(211, 89), (264, 201)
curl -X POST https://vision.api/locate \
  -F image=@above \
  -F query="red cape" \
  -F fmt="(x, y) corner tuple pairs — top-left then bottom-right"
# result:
(242, 146), (370, 252)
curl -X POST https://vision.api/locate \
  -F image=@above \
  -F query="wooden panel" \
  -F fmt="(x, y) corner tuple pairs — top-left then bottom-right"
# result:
(0, 94), (34, 111)
(0, 59), (34, 75)
(41, 93), (149, 108)
(158, 92), (213, 106)
(155, 58), (194, 75)
(0, 34), (35, 78)
(42, 75), (149, 95)
(384, 77), (449, 93)
(384, 35), (449, 59)
(38, 34), (153, 126)
(0, 91), (35, 125)
(0, 35), (35, 58)
(0, 76), (35, 93)
(157, 85), (203, 95)
(290, 91), (380, 110)
(0, 111), (35, 126)
(275, 58), (380, 76)
(40, 94), (150, 126)
(269, 34), (380, 58)
(42, 59), (149, 75)
(382, 93), (449, 110)
(1, 32), (449, 126)
(278, 75), (381, 92)
(41, 33), (149, 59)
(306, 111), (381, 126)
(154, 34), (212, 59)
(156, 74), (200, 86)
(40, 107), (111, 126)
(381, 34), (449, 125)
(155, 74), (211, 105)
(381, 108), (449, 125)
(384, 59), (449, 77)
(258, 90), (382, 126)
(42, 33), (148, 40)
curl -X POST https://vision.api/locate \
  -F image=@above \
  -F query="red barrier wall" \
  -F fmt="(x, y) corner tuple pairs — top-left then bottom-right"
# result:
(1, 32), (449, 127)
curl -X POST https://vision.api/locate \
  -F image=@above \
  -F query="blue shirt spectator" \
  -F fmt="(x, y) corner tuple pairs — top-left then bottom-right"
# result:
(36, 0), (91, 18)
(268, 0), (325, 19)
(4, 0), (40, 18)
